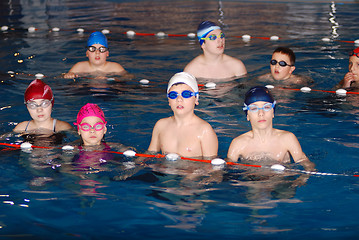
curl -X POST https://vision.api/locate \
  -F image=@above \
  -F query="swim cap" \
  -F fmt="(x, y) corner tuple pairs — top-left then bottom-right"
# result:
(24, 79), (54, 105)
(243, 86), (275, 114)
(351, 46), (359, 55)
(75, 103), (106, 126)
(197, 21), (221, 45)
(167, 72), (199, 94)
(87, 31), (108, 48)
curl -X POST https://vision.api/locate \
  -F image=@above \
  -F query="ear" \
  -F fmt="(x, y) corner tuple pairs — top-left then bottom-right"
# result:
(247, 114), (250, 121)
(106, 51), (109, 57)
(103, 126), (107, 135)
(289, 65), (296, 74)
(86, 51), (89, 58)
(195, 98), (199, 106)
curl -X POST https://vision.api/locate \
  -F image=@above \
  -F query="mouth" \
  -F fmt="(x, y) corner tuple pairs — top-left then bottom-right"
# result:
(177, 105), (184, 109)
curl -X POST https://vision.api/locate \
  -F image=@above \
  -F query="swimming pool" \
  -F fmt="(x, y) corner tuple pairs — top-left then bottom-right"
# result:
(1, 0), (359, 238)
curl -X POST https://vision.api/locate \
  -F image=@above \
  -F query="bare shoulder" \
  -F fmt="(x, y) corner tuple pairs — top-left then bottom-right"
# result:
(69, 61), (90, 73)
(231, 131), (252, 146)
(153, 117), (172, 130)
(184, 55), (204, 72)
(13, 121), (28, 132)
(106, 61), (126, 73)
(56, 120), (73, 132)
(275, 129), (298, 143)
(223, 54), (247, 75)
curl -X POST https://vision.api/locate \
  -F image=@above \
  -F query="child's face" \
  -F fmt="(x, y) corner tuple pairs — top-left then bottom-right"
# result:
(348, 55), (359, 81)
(27, 99), (52, 123)
(78, 116), (107, 146)
(270, 52), (295, 80)
(86, 43), (109, 66)
(201, 29), (225, 54)
(168, 84), (198, 116)
(246, 101), (274, 129)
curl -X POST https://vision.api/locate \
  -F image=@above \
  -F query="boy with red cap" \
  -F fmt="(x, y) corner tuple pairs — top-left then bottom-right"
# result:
(184, 21), (247, 80)
(337, 47), (359, 90)
(13, 79), (72, 133)
(63, 31), (126, 79)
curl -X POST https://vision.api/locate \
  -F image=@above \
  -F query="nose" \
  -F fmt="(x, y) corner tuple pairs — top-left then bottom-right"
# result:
(258, 108), (264, 116)
(36, 107), (43, 112)
(176, 95), (183, 102)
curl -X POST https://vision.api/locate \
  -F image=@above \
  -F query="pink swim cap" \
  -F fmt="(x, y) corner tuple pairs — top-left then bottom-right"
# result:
(75, 103), (106, 126)
(24, 79), (54, 105)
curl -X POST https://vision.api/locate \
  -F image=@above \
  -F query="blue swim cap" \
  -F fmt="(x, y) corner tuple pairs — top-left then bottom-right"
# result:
(197, 21), (221, 45)
(87, 31), (108, 48)
(243, 86), (275, 115)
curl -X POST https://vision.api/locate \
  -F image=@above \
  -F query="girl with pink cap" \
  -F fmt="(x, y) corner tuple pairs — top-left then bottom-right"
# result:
(74, 103), (108, 146)
(14, 79), (72, 135)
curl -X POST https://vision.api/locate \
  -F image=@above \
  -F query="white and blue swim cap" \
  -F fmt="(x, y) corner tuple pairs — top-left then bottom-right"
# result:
(87, 31), (108, 48)
(167, 72), (199, 95)
(243, 86), (275, 115)
(197, 21), (221, 45)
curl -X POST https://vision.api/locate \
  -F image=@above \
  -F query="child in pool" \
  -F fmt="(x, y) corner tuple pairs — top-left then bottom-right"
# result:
(14, 79), (73, 136)
(74, 103), (108, 147)
(337, 47), (359, 90)
(148, 72), (218, 158)
(258, 47), (311, 86)
(227, 86), (315, 171)
(184, 21), (247, 80)
(63, 31), (126, 79)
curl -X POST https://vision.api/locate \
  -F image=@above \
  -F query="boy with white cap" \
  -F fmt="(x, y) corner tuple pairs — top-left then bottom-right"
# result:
(64, 31), (126, 79)
(148, 72), (218, 158)
(184, 21), (247, 80)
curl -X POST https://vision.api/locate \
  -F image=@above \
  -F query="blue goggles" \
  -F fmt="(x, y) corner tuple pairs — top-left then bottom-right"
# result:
(167, 90), (198, 99)
(243, 101), (276, 112)
(201, 32), (225, 41)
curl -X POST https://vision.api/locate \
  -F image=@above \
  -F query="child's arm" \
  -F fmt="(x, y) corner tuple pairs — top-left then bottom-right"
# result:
(200, 125), (218, 158)
(285, 132), (315, 171)
(148, 121), (161, 153)
(63, 62), (86, 79)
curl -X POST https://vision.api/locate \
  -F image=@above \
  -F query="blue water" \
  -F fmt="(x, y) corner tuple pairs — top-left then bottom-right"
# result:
(1, 0), (359, 239)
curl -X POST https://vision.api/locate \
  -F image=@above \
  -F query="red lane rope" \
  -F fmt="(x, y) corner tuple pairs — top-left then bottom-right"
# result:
(276, 86), (359, 95)
(1, 142), (359, 177)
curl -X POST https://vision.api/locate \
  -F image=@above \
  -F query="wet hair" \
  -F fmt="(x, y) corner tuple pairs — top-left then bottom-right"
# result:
(273, 47), (296, 65)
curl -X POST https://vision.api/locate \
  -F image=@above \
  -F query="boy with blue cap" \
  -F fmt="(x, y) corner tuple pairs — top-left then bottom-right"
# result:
(184, 21), (247, 80)
(227, 86), (315, 171)
(148, 72), (218, 158)
(64, 31), (126, 78)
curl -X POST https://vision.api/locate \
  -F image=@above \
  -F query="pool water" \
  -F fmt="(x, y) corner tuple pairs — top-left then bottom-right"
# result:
(1, 0), (359, 239)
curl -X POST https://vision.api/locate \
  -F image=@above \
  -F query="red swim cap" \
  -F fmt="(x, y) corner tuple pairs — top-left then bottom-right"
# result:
(24, 79), (54, 105)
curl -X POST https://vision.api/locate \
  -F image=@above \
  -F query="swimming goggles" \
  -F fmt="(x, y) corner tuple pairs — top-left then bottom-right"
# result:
(167, 90), (198, 99)
(87, 46), (108, 53)
(76, 122), (107, 131)
(25, 99), (52, 109)
(243, 101), (276, 112)
(350, 51), (359, 58)
(270, 59), (293, 67)
(200, 32), (225, 41)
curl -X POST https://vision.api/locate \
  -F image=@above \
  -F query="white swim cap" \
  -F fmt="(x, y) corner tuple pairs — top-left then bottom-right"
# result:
(167, 72), (199, 94)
